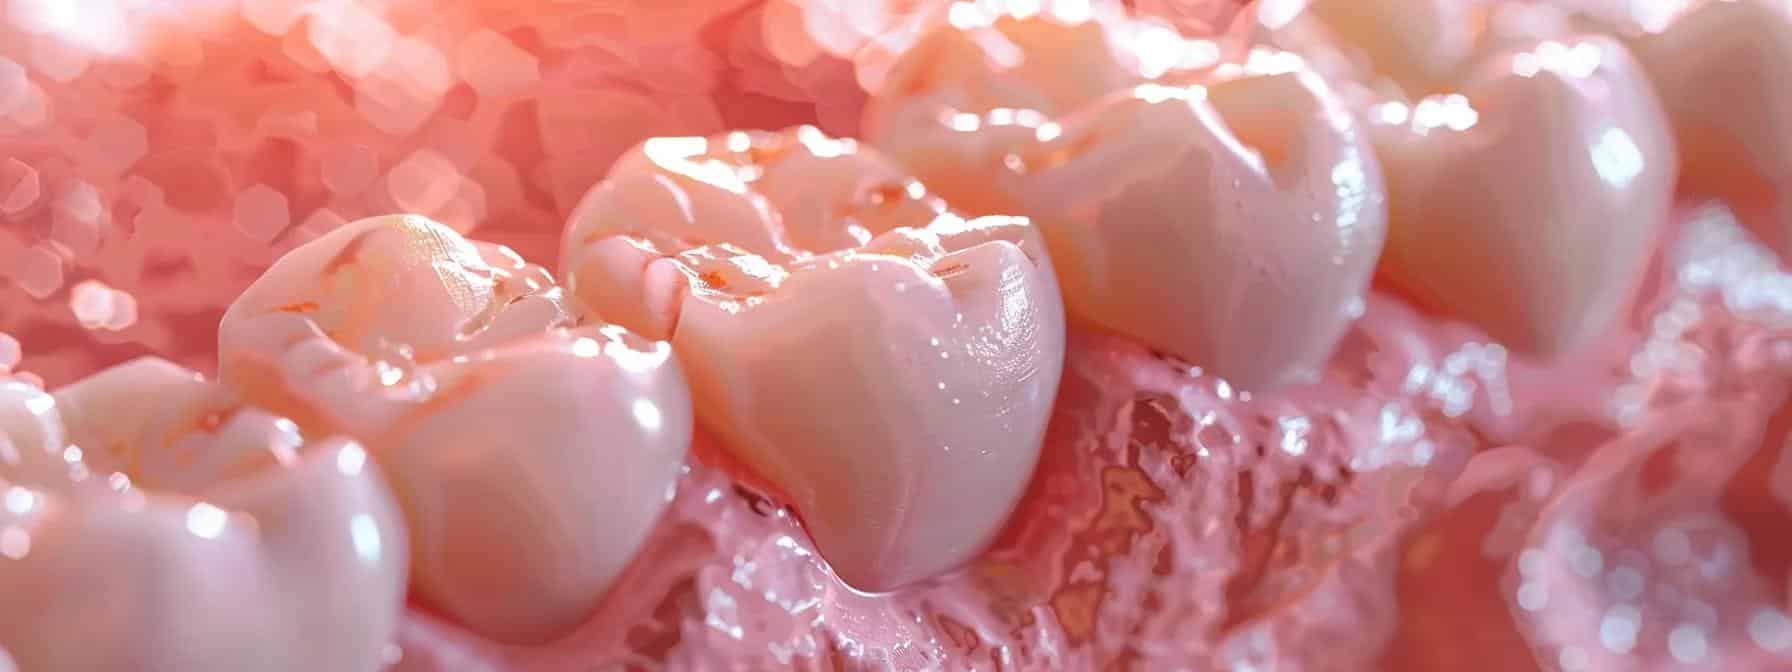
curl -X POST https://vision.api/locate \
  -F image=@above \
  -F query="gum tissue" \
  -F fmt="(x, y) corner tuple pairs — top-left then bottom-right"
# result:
(3, 2), (1791, 671)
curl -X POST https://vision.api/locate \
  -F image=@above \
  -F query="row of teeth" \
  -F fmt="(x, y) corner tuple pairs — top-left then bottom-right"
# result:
(2, 0), (1789, 668)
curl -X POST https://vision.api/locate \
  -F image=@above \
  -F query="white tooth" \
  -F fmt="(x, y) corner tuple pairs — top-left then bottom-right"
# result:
(0, 358), (408, 672)
(1364, 35), (1677, 356)
(665, 225), (1065, 590)
(561, 127), (1066, 590)
(220, 215), (694, 643)
(1298, 0), (1485, 95)
(1622, 0), (1792, 256)
(1289, 0), (1682, 356)
(865, 11), (1387, 390)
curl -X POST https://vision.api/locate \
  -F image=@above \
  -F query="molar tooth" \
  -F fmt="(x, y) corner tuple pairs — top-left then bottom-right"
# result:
(1355, 33), (1677, 356)
(0, 359), (408, 672)
(866, 13), (1387, 391)
(562, 127), (1064, 590)
(220, 215), (693, 644)
(1620, 0), (1792, 257)
(1277, 1), (1678, 357)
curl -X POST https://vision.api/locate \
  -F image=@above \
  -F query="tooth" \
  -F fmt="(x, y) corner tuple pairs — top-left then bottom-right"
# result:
(862, 7), (1191, 215)
(218, 214), (694, 643)
(865, 12), (1387, 390)
(1285, 1), (1684, 355)
(0, 358), (407, 672)
(0, 381), (68, 487)
(1294, 0), (1485, 95)
(1356, 34), (1678, 356)
(1618, 0), (1792, 257)
(562, 127), (1065, 591)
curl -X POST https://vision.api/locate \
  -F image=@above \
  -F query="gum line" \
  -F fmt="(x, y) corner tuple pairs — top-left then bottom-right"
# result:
(381, 206), (1792, 671)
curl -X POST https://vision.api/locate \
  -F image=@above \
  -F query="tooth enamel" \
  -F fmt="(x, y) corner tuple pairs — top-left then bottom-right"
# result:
(1297, 0), (1485, 96)
(218, 214), (694, 643)
(562, 127), (1065, 591)
(865, 12), (1387, 390)
(1617, 0), (1792, 257)
(1321, 19), (1677, 356)
(0, 359), (407, 672)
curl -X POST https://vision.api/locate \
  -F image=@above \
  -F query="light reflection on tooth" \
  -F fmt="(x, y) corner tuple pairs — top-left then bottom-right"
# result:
(349, 513), (383, 565)
(1376, 101), (1411, 125)
(1589, 126), (1646, 188)
(336, 442), (366, 476)
(3, 487), (31, 515)
(632, 399), (663, 432)
(185, 502), (228, 540)
(571, 337), (601, 357)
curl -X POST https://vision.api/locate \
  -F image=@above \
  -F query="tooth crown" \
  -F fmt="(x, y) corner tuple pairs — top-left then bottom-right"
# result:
(865, 10), (1388, 390)
(1298, 0), (1485, 96)
(1038, 68), (1387, 389)
(1360, 34), (1677, 356)
(1624, 0), (1792, 253)
(676, 234), (1062, 590)
(219, 214), (694, 644)
(1279, 0), (1682, 358)
(0, 359), (407, 672)
(562, 126), (1066, 591)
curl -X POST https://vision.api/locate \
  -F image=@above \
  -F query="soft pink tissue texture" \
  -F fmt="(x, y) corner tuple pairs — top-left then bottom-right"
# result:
(5, 1), (1792, 671)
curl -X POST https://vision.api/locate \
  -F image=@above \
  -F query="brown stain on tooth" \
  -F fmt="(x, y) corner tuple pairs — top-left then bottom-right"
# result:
(930, 262), (970, 280)
(276, 301), (319, 313)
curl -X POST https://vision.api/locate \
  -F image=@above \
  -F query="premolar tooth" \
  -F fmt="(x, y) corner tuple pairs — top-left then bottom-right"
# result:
(219, 214), (693, 644)
(1360, 33), (1677, 356)
(866, 12), (1387, 391)
(1621, 0), (1792, 257)
(0, 359), (407, 672)
(562, 127), (1064, 591)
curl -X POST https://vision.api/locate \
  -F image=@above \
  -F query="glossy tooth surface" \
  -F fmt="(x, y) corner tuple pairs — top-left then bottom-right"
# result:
(0, 359), (407, 672)
(218, 214), (693, 644)
(1622, 0), (1792, 256)
(1356, 33), (1677, 356)
(865, 11), (1386, 391)
(562, 127), (1065, 591)
(1310, 0), (1792, 263)
(1295, 0), (1485, 95)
